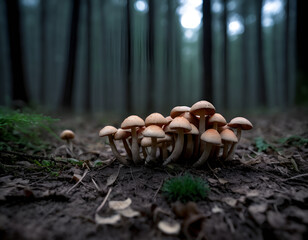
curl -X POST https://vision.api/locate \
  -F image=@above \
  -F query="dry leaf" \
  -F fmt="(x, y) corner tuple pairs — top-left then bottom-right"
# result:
(212, 205), (224, 213)
(72, 174), (82, 182)
(109, 198), (132, 210)
(117, 207), (140, 218)
(248, 203), (268, 214)
(218, 178), (229, 185)
(158, 221), (180, 235)
(246, 190), (260, 197)
(95, 213), (121, 225)
(106, 166), (122, 186)
(222, 197), (237, 207)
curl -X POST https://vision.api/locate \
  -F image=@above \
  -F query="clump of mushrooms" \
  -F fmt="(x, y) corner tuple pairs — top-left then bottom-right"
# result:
(97, 100), (253, 167)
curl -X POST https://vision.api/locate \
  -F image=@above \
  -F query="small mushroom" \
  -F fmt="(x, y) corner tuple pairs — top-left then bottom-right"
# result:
(142, 125), (165, 163)
(208, 113), (227, 130)
(60, 129), (75, 153)
(157, 134), (173, 160)
(99, 126), (129, 165)
(220, 129), (238, 160)
(114, 128), (132, 160)
(193, 129), (221, 168)
(183, 123), (199, 160)
(170, 106), (191, 118)
(163, 117), (192, 165)
(227, 117), (253, 159)
(121, 115), (145, 164)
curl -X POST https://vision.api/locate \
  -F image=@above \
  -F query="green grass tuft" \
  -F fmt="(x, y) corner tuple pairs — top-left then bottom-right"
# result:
(162, 174), (210, 203)
(0, 107), (58, 151)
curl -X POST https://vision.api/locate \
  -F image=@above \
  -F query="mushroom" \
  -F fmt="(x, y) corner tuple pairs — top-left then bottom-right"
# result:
(140, 136), (152, 158)
(220, 129), (238, 160)
(193, 129), (221, 168)
(121, 115), (145, 164)
(60, 129), (75, 153)
(142, 125), (165, 163)
(157, 133), (173, 160)
(208, 113), (227, 130)
(170, 106), (190, 119)
(145, 112), (168, 127)
(99, 126), (129, 165)
(183, 123), (199, 160)
(190, 100), (215, 156)
(227, 117), (253, 159)
(163, 117), (192, 165)
(114, 128), (132, 160)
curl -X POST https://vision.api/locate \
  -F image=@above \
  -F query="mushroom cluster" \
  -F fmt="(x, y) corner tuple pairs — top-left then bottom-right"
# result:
(99, 100), (253, 168)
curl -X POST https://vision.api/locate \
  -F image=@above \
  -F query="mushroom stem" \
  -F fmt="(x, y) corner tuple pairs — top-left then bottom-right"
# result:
(197, 115), (206, 156)
(222, 142), (230, 159)
(131, 127), (142, 164)
(142, 146), (147, 159)
(66, 139), (73, 153)
(163, 129), (185, 165)
(122, 139), (132, 160)
(227, 129), (242, 160)
(146, 137), (158, 163)
(193, 143), (212, 168)
(108, 135), (129, 165)
(162, 142), (169, 160)
(184, 134), (194, 159)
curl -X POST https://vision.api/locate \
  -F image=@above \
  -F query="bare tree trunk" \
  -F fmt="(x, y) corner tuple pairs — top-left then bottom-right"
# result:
(284, 0), (290, 104)
(241, 0), (248, 109)
(62, 0), (81, 108)
(126, 0), (132, 114)
(40, 0), (46, 104)
(4, 0), (29, 104)
(222, 0), (228, 109)
(202, 0), (213, 102)
(256, 0), (266, 106)
(85, 0), (91, 111)
(147, 0), (155, 113)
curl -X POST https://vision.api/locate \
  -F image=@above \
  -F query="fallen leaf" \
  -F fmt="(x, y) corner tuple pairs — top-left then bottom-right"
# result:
(267, 211), (286, 229)
(72, 174), (82, 182)
(218, 178), (228, 185)
(109, 198), (132, 210)
(158, 221), (180, 235)
(246, 190), (260, 198)
(248, 203), (268, 214)
(95, 213), (121, 225)
(222, 197), (237, 207)
(117, 207), (140, 218)
(106, 165), (122, 186)
(212, 205), (224, 213)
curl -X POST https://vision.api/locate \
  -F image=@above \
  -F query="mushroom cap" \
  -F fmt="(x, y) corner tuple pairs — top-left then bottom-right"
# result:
(163, 124), (177, 133)
(228, 117), (253, 130)
(142, 125), (165, 138)
(121, 115), (145, 129)
(208, 113), (227, 127)
(220, 129), (238, 143)
(114, 128), (131, 140)
(145, 112), (168, 127)
(180, 112), (199, 127)
(169, 117), (192, 132)
(218, 125), (230, 133)
(99, 126), (117, 137)
(170, 106), (190, 118)
(190, 100), (215, 116)
(200, 129), (221, 145)
(60, 130), (75, 140)
(186, 123), (199, 135)
(165, 116), (173, 124)
(141, 137), (152, 147)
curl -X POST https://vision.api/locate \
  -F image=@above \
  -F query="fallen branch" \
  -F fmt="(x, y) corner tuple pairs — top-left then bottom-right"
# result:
(283, 173), (308, 181)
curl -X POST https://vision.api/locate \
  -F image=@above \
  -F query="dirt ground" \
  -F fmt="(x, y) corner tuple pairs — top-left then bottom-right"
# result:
(0, 109), (307, 240)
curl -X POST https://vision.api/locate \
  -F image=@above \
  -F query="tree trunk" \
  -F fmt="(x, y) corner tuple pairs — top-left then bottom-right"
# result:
(85, 0), (91, 111)
(202, 0), (213, 102)
(5, 0), (29, 104)
(147, 0), (155, 113)
(126, 0), (132, 114)
(256, 0), (266, 106)
(40, 0), (46, 104)
(222, 0), (228, 109)
(62, 0), (81, 108)
(241, 0), (248, 109)
(284, 0), (290, 104)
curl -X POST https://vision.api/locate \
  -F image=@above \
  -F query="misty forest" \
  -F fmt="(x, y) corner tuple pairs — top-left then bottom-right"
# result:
(0, 0), (307, 240)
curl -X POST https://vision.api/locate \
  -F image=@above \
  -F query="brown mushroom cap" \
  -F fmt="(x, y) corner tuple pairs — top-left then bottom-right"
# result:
(99, 126), (117, 137)
(180, 112), (199, 126)
(121, 115), (145, 129)
(60, 130), (75, 140)
(141, 137), (152, 147)
(190, 100), (215, 116)
(187, 124), (199, 135)
(208, 113), (227, 127)
(145, 112), (168, 127)
(228, 117), (253, 130)
(200, 129), (221, 145)
(220, 129), (238, 143)
(142, 125), (165, 138)
(114, 128), (131, 140)
(157, 133), (173, 143)
(170, 106), (190, 118)
(165, 116), (173, 124)
(169, 116), (192, 132)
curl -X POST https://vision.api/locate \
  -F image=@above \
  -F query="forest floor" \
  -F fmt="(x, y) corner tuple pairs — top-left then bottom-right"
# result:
(0, 108), (308, 240)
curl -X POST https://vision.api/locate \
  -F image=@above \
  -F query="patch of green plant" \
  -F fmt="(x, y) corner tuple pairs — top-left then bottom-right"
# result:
(0, 107), (58, 151)
(162, 174), (210, 203)
(278, 135), (308, 147)
(254, 137), (276, 152)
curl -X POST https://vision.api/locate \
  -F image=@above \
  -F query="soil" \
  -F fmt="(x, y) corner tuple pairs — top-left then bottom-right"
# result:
(0, 109), (308, 240)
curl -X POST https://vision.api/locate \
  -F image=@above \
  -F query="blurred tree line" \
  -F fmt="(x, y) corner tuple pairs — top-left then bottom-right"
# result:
(0, 0), (305, 117)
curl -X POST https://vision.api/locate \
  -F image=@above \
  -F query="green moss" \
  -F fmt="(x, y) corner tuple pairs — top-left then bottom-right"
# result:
(0, 107), (58, 151)
(162, 174), (210, 203)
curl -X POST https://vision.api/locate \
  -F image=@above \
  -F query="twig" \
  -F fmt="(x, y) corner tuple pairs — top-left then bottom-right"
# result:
(67, 169), (89, 193)
(153, 179), (164, 200)
(92, 178), (101, 192)
(96, 187), (112, 213)
(283, 173), (308, 181)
